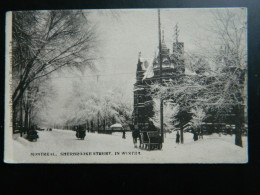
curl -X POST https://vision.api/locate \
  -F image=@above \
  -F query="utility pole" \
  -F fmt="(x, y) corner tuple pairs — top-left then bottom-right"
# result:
(158, 9), (164, 143)
(97, 111), (100, 133)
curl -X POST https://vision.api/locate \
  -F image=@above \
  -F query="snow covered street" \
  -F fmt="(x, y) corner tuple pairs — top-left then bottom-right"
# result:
(11, 129), (248, 163)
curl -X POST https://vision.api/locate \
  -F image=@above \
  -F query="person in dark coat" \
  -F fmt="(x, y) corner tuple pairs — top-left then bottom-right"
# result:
(193, 131), (198, 141)
(79, 129), (86, 140)
(176, 131), (180, 144)
(148, 121), (157, 131)
(78, 126), (86, 140)
(122, 131), (126, 139)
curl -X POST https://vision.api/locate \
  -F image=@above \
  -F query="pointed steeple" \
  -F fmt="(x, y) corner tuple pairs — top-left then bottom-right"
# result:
(137, 52), (142, 71)
(173, 23), (179, 43)
(161, 29), (169, 57)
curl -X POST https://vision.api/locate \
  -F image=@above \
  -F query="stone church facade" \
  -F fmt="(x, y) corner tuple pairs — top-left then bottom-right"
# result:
(132, 33), (185, 130)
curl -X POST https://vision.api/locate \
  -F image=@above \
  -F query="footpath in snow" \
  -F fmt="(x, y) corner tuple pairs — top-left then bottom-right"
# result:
(10, 129), (248, 163)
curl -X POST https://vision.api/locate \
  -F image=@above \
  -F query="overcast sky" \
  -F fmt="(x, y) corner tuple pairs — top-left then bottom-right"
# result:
(50, 8), (245, 117)
(53, 9), (216, 97)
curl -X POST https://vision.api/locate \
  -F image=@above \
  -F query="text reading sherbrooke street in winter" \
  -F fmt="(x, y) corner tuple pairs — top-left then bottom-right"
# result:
(30, 152), (141, 156)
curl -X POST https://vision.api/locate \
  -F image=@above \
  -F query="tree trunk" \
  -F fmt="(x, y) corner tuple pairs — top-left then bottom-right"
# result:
(12, 77), (31, 112)
(91, 121), (94, 132)
(28, 109), (32, 129)
(103, 119), (106, 131)
(86, 121), (89, 132)
(97, 114), (99, 132)
(24, 110), (29, 132)
(234, 105), (244, 147)
(200, 126), (203, 139)
(19, 99), (23, 137)
(235, 124), (243, 147)
(180, 125), (184, 144)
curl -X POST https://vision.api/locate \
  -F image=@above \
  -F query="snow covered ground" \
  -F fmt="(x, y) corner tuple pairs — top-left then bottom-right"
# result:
(10, 129), (248, 163)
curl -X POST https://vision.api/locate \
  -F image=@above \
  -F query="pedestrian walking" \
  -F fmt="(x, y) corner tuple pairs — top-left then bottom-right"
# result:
(132, 129), (140, 148)
(176, 131), (180, 144)
(193, 131), (198, 141)
(122, 131), (126, 139)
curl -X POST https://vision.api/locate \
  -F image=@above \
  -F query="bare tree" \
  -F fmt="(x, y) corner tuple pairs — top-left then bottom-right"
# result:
(208, 8), (247, 147)
(59, 80), (133, 132)
(149, 9), (247, 147)
(150, 98), (179, 133)
(12, 10), (97, 127)
(190, 106), (206, 139)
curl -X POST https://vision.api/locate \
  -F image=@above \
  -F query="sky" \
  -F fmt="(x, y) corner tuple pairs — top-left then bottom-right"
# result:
(53, 8), (216, 98)
(49, 8), (245, 121)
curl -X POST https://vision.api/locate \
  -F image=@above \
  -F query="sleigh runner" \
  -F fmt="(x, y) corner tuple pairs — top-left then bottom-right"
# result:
(140, 131), (162, 150)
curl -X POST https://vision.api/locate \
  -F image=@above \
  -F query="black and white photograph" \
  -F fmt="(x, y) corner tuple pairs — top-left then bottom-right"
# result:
(4, 8), (248, 163)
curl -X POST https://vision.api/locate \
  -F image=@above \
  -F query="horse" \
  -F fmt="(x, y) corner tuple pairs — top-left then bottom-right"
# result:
(132, 129), (141, 148)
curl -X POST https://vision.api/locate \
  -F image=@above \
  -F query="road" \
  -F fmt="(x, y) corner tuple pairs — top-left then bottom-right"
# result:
(12, 129), (248, 163)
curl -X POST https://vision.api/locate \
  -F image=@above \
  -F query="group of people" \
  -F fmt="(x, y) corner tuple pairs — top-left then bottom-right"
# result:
(75, 126), (86, 140)
(175, 130), (200, 144)
(131, 129), (201, 149)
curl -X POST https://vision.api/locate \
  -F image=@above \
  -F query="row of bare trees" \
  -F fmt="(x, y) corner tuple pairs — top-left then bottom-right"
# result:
(11, 10), (96, 133)
(59, 80), (133, 131)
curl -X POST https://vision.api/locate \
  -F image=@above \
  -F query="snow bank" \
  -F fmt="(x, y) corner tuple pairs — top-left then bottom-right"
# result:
(10, 130), (248, 163)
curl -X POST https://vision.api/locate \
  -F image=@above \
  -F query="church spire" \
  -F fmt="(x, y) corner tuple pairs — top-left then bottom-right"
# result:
(137, 51), (142, 71)
(173, 23), (179, 43)
(160, 29), (169, 57)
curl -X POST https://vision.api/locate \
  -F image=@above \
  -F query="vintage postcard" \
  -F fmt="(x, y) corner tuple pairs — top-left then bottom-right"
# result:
(4, 8), (248, 163)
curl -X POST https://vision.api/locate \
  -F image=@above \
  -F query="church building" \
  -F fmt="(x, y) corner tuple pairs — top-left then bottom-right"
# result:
(133, 27), (185, 130)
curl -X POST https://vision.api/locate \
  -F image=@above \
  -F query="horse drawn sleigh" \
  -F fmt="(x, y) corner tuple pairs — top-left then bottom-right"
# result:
(139, 131), (162, 150)
(132, 127), (162, 151)
(27, 130), (39, 142)
(75, 125), (86, 140)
